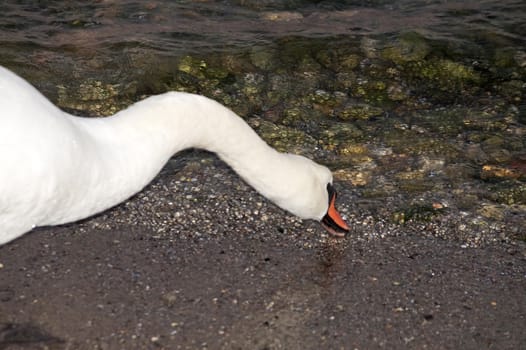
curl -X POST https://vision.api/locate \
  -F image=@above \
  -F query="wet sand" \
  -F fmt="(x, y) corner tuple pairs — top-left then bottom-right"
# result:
(1, 155), (525, 349)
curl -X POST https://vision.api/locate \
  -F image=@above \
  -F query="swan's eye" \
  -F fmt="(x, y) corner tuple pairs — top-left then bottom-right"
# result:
(326, 183), (335, 205)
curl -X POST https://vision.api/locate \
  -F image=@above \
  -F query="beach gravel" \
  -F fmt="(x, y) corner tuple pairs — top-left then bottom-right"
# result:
(0, 152), (525, 349)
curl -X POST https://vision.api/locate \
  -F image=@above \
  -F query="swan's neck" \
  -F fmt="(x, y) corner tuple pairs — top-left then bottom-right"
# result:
(61, 92), (287, 224)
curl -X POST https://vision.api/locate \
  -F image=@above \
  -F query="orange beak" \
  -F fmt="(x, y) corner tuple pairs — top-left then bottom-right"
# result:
(321, 184), (350, 237)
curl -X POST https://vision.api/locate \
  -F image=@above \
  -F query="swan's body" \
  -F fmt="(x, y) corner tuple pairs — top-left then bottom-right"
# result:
(0, 66), (348, 245)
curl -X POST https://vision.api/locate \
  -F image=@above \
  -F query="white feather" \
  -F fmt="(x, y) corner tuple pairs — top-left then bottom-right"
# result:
(0, 66), (332, 245)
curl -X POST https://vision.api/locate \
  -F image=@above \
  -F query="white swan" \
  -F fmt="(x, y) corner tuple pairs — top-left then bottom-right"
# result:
(0, 66), (349, 245)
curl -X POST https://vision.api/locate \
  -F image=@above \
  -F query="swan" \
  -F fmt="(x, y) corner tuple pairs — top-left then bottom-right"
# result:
(0, 65), (349, 245)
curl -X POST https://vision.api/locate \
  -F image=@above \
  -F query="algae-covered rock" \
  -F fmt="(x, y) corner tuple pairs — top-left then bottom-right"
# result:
(382, 126), (460, 160)
(334, 72), (357, 90)
(396, 170), (425, 181)
(250, 46), (277, 70)
(332, 142), (374, 165)
(308, 89), (338, 107)
(462, 106), (511, 133)
(477, 204), (506, 220)
(183, 55), (229, 80)
(337, 143), (370, 157)
(490, 183), (526, 205)
(319, 122), (365, 152)
(177, 55), (207, 78)
(360, 37), (380, 59)
(307, 90), (348, 117)
(337, 103), (384, 121)
(316, 49), (361, 72)
(78, 80), (119, 101)
(350, 78), (392, 104)
(413, 108), (466, 136)
(480, 165), (523, 181)
(280, 101), (326, 127)
(429, 59), (479, 81)
(382, 32), (430, 65)
(266, 74), (295, 106)
(333, 168), (372, 186)
(386, 83), (409, 101)
(249, 118), (318, 155)
(413, 59), (481, 91)
(57, 80), (131, 116)
(480, 136), (513, 163)
(241, 73), (265, 97)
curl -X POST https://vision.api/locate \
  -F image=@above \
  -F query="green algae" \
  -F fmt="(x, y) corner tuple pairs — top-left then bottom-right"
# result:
(378, 32), (485, 101)
(316, 50), (361, 72)
(337, 103), (384, 121)
(381, 32), (430, 64)
(249, 118), (318, 155)
(57, 79), (132, 116)
(319, 122), (364, 147)
(177, 55), (207, 78)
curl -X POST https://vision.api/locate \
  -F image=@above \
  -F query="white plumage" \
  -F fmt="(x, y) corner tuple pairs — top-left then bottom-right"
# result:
(0, 66), (343, 245)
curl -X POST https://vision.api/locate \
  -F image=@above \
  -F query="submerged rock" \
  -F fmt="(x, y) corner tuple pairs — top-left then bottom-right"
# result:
(337, 103), (384, 121)
(381, 32), (431, 65)
(480, 165), (523, 181)
(489, 183), (526, 205)
(333, 168), (372, 186)
(57, 80), (131, 116)
(249, 118), (318, 156)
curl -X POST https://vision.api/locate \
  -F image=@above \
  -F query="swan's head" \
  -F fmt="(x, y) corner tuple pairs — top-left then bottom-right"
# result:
(271, 154), (350, 237)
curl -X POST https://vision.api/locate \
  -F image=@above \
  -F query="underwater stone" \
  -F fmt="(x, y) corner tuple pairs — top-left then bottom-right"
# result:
(316, 49), (361, 72)
(381, 32), (430, 65)
(480, 165), (523, 181)
(57, 80), (127, 117)
(177, 56), (206, 79)
(333, 169), (372, 186)
(250, 118), (318, 155)
(320, 122), (364, 143)
(250, 47), (277, 70)
(491, 184), (526, 205)
(477, 204), (505, 221)
(335, 72), (357, 90)
(417, 59), (481, 90)
(338, 103), (384, 121)
(309, 89), (335, 106)
(387, 83), (409, 101)
(360, 37), (379, 59)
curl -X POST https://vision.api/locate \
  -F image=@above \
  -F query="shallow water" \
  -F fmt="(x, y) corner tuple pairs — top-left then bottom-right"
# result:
(0, 0), (525, 245)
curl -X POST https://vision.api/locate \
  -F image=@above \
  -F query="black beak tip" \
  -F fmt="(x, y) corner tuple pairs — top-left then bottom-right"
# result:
(321, 214), (350, 238)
